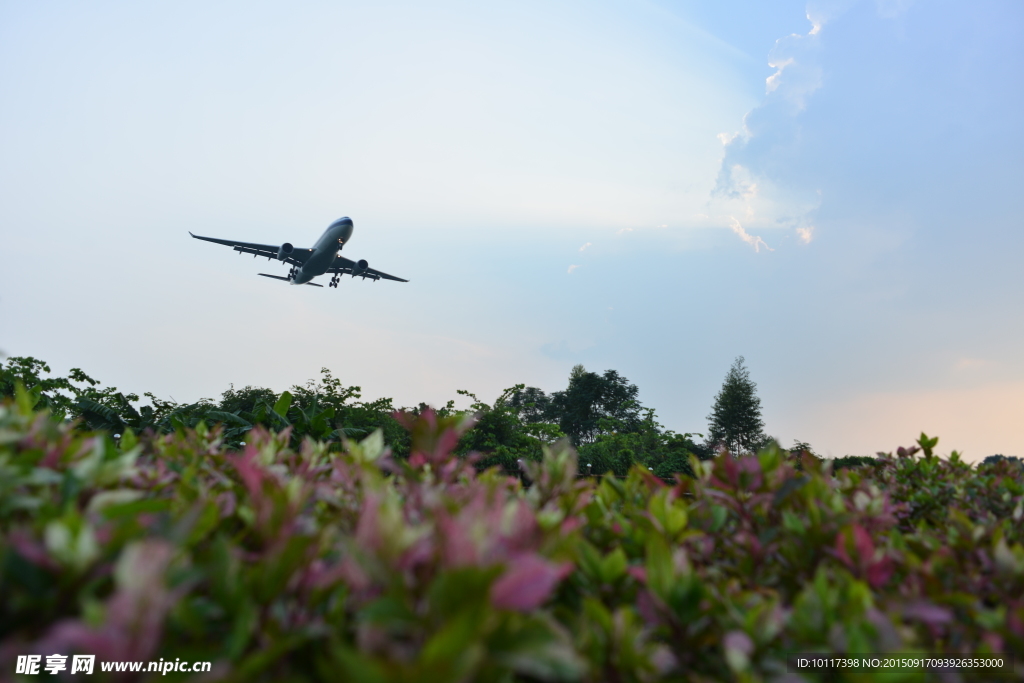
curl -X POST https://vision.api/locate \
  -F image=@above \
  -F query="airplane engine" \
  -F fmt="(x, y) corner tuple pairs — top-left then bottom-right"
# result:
(277, 243), (294, 260)
(353, 259), (369, 276)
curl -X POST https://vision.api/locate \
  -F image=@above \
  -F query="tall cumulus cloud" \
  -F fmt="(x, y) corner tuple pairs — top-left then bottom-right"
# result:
(708, 0), (919, 250)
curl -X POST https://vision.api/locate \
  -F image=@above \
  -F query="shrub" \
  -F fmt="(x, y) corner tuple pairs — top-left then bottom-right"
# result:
(830, 455), (878, 473)
(1, 389), (1022, 681)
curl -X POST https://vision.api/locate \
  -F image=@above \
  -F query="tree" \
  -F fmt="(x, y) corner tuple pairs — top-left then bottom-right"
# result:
(546, 365), (642, 446)
(454, 386), (564, 474)
(830, 455), (877, 473)
(506, 386), (551, 424)
(982, 454), (1023, 470)
(219, 384), (278, 414)
(706, 356), (765, 456)
(577, 407), (705, 481)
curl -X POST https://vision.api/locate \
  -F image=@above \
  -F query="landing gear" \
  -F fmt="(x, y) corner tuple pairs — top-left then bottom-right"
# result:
(287, 266), (297, 281)
(328, 275), (339, 288)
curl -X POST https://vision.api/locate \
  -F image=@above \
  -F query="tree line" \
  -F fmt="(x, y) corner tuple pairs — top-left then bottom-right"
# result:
(1, 353), (906, 478)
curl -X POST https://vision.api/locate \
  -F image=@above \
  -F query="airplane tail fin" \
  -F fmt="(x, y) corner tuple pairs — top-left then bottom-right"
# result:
(258, 273), (323, 287)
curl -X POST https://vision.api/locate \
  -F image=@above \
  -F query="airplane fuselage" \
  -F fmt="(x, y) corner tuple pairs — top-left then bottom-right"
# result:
(290, 217), (354, 284)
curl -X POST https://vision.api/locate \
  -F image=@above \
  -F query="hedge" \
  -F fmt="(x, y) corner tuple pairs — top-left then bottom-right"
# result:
(1, 388), (1022, 681)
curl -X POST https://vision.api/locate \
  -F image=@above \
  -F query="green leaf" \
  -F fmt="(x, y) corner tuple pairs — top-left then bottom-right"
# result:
(428, 567), (502, 616)
(228, 633), (308, 682)
(119, 427), (138, 451)
(15, 382), (42, 413)
(272, 390), (293, 419)
(917, 432), (939, 458)
(709, 504), (728, 532)
(576, 540), (603, 582)
(226, 600), (258, 659)
(782, 510), (807, 535)
(420, 608), (487, 673)
(598, 547), (628, 584)
(648, 488), (688, 537)
(645, 535), (673, 599)
(100, 498), (172, 519)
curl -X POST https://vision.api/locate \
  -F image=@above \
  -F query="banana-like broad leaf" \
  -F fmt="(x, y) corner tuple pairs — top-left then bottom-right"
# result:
(75, 397), (127, 432)
(114, 393), (142, 422)
(273, 391), (293, 420)
(330, 426), (367, 439)
(206, 410), (253, 428)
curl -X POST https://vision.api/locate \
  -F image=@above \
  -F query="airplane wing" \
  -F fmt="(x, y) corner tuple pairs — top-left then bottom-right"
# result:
(189, 232), (313, 266)
(330, 256), (409, 282)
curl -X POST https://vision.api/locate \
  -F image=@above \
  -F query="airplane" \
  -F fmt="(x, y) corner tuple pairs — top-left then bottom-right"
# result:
(189, 217), (408, 288)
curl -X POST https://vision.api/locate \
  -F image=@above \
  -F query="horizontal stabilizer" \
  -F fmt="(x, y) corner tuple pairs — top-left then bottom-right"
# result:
(258, 273), (323, 287)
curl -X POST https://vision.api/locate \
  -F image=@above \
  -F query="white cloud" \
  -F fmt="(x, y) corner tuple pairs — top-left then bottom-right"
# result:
(579, 242), (592, 252)
(765, 57), (794, 93)
(806, 0), (859, 35)
(764, 36), (823, 110)
(708, 163), (820, 247)
(615, 227), (634, 235)
(728, 217), (773, 252)
(567, 264), (580, 274)
(708, 6), (833, 248)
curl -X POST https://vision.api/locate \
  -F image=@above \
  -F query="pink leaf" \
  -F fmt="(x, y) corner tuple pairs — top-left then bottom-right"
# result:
(229, 452), (265, 501)
(723, 630), (754, 657)
(902, 601), (953, 626)
(636, 589), (660, 625)
(737, 457), (763, 490)
(866, 557), (895, 589)
(354, 494), (383, 552)
(852, 524), (875, 561)
(9, 530), (59, 571)
(490, 555), (572, 611)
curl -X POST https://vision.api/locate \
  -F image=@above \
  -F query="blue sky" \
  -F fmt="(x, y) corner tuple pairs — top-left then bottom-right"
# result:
(2, 0), (1022, 460)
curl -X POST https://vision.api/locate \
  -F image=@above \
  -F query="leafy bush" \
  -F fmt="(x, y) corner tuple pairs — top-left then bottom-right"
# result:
(0, 358), (673, 469)
(577, 411), (706, 481)
(829, 455), (878, 473)
(1, 388), (1023, 681)
(983, 455), (1023, 470)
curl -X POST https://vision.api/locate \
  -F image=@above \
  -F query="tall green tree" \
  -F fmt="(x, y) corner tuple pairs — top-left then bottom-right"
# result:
(505, 386), (551, 424)
(546, 365), (642, 446)
(706, 356), (765, 456)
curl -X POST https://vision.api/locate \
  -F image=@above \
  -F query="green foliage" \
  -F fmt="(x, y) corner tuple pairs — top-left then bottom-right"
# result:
(0, 358), (407, 454)
(831, 455), (879, 473)
(218, 384), (278, 414)
(506, 385), (554, 424)
(547, 365), (643, 446)
(3, 391), (1022, 682)
(1, 357), (707, 481)
(454, 386), (564, 474)
(706, 356), (766, 456)
(983, 454), (1023, 468)
(578, 410), (705, 482)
